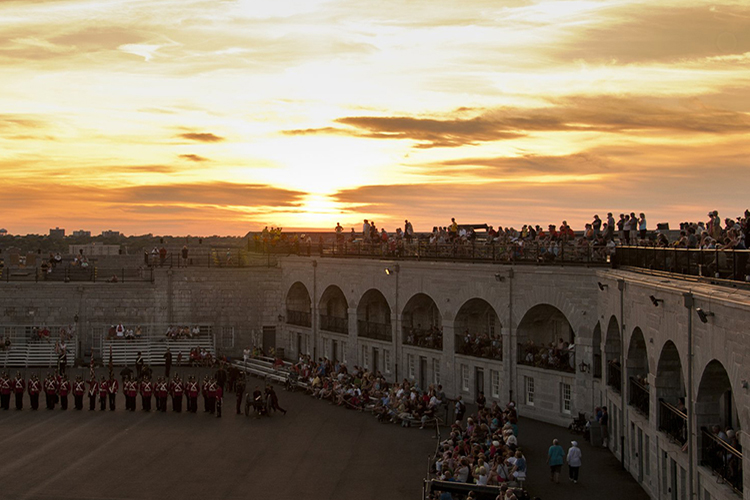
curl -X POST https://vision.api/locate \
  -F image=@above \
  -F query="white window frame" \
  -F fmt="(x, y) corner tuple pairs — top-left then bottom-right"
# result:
(490, 369), (500, 399)
(362, 345), (369, 369)
(526, 376), (535, 406)
(407, 354), (416, 380)
(341, 341), (348, 364)
(323, 338), (330, 359)
(461, 364), (469, 392)
(384, 349), (391, 374)
(432, 358), (440, 385)
(562, 382), (571, 414)
(305, 334), (311, 355)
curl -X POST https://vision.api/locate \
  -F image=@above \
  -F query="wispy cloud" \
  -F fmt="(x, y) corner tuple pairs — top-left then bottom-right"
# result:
(178, 154), (209, 162)
(177, 132), (225, 143)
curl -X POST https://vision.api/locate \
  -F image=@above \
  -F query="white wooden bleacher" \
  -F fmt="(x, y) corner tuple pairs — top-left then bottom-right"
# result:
(0, 336), (78, 368)
(100, 336), (215, 366)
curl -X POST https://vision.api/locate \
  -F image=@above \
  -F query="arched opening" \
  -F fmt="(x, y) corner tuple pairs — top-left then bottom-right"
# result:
(605, 315), (622, 391)
(401, 293), (442, 350)
(517, 304), (574, 373)
(286, 282), (311, 327)
(357, 289), (392, 341)
(319, 285), (348, 334)
(656, 341), (686, 443)
(696, 360), (742, 493)
(627, 328), (650, 416)
(592, 322), (602, 379)
(454, 298), (502, 360)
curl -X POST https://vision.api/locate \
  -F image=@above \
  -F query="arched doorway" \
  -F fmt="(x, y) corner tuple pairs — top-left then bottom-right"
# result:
(655, 341), (686, 444)
(696, 360), (742, 492)
(517, 304), (574, 372)
(605, 316), (622, 391)
(286, 282), (311, 327)
(319, 285), (348, 334)
(357, 289), (392, 341)
(401, 293), (442, 350)
(627, 328), (649, 416)
(454, 298), (502, 360)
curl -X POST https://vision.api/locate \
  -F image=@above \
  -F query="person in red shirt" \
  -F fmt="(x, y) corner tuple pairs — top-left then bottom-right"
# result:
(140, 375), (153, 412)
(207, 377), (217, 414)
(169, 374), (183, 412)
(107, 374), (118, 411)
(88, 376), (98, 411)
(58, 375), (70, 410)
(186, 376), (199, 413)
(27, 374), (41, 410)
(201, 376), (209, 413)
(13, 372), (25, 410)
(123, 375), (137, 411)
(73, 375), (85, 410)
(155, 376), (168, 412)
(44, 373), (58, 410)
(0, 372), (11, 410)
(98, 376), (108, 411)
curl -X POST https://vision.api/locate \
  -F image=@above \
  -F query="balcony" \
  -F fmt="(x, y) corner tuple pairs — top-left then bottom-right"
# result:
(455, 334), (501, 360)
(357, 320), (392, 342)
(593, 353), (602, 379)
(320, 314), (348, 334)
(517, 343), (574, 373)
(286, 310), (311, 328)
(607, 362), (622, 392)
(403, 326), (442, 350)
(701, 426), (743, 494)
(628, 377), (650, 417)
(658, 399), (687, 445)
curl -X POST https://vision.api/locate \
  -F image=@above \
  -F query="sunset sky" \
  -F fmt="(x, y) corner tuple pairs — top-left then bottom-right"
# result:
(1, 0), (749, 235)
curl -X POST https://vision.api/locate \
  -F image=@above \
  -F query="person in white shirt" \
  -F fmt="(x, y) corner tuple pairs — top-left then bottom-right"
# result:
(567, 441), (583, 483)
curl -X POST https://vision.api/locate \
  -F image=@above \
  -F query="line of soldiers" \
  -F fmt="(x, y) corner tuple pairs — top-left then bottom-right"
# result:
(0, 371), (226, 417)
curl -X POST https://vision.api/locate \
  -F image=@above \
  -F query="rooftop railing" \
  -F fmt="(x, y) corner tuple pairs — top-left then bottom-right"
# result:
(615, 246), (750, 283)
(701, 426), (743, 493)
(658, 399), (687, 445)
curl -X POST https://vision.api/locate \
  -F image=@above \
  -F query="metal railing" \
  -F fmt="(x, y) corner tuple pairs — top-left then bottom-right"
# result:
(516, 343), (575, 373)
(402, 326), (442, 350)
(357, 320), (392, 342)
(701, 426), (743, 493)
(319, 314), (348, 334)
(455, 334), (501, 360)
(1, 265), (154, 283)
(286, 310), (312, 328)
(628, 377), (650, 417)
(616, 246), (750, 283)
(658, 399), (687, 444)
(607, 362), (622, 392)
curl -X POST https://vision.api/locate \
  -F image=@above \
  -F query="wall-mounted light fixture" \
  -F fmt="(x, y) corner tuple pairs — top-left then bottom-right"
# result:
(649, 295), (664, 307)
(696, 308), (714, 324)
(597, 282), (609, 291)
(579, 360), (590, 373)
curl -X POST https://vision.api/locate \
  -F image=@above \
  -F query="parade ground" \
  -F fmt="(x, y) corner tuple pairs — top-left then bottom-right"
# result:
(0, 367), (648, 500)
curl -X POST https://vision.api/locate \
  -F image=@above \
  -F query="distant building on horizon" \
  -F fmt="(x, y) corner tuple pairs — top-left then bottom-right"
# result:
(69, 242), (120, 256)
(101, 230), (120, 238)
(72, 229), (91, 237)
(49, 227), (65, 238)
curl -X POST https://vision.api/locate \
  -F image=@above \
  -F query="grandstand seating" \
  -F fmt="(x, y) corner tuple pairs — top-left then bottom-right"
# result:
(100, 336), (215, 367)
(0, 336), (77, 368)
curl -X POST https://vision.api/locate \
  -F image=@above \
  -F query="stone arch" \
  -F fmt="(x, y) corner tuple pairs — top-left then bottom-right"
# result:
(627, 327), (650, 416)
(319, 285), (348, 334)
(357, 289), (392, 341)
(655, 341), (685, 405)
(516, 304), (574, 372)
(454, 298), (502, 360)
(285, 281), (311, 327)
(605, 315), (622, 390)
(401, 293), (442, 350)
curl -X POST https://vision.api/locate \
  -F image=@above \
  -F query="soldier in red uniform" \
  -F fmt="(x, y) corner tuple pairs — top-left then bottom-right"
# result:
(0, 372), (11, 410)
(169, 373), (184, 412)
(201, 376), (209, 412)
(140, 374), (153, 412)
(27, 373), (41, 410)
(44, 373), (58, 410)
(155, 376), (168, 412)
(207, 377), (217, 414)
(186, 375), (199, 413)
(88, 375), (98, 411)
(215, 383), (223, 418)
(107, 374), (118, 411)
(58, 375), (70, 410)
(73, 375), (85, 410)
(98, 376), (108, 411)
(122, 375), (133, 411)
(13, 372), (25, 410)
(127, 376), (138, 411)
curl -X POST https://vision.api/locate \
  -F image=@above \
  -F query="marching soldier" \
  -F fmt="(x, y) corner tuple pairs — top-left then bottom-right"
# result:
(88, 375), (98, 411)
(201, 376), (209, 412)
(186, 376), (199, 413)
(235, 374), (246, 415)
(58, 375), (70, 410)
(169, 373), (183, 412)
(98, 376), (108, 411)
(13, 372), (25, 410)
(140, 374), (153, 412)
(44, 373), (58, 410)
(107, 373), (118, 411)
(207, 377), (217, 414)
(135, 351), (144, 379)
(155, 376), (168, 412)
(73, 376), (85, 410)
(0, 372), (11, 410)
(215, 383), (223, 418)
(27, 373), (41, 410)
(123, 375), (137, 411)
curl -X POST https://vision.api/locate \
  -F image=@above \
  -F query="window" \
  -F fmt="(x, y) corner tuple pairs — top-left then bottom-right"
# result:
(461, 364), (469, 392)
(220, 326), (234, 349)
(341, 341), (347, 364)
(490, 370), (500, 399)
(562, 383), (571, 413)
(407, 354), (416, 380)
(432, 359), (441, 385)
(526, 376), (535, 406)
(362, 345), (369, 368)
(305, 334), (311, 355)
(645, 434), (650, 476)
(384, 349), (391, 373)
(488, 313), (496, 336)
(324, 338), (330, 359)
